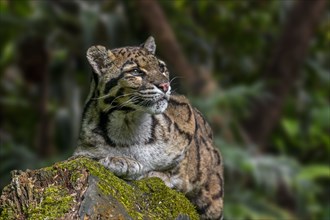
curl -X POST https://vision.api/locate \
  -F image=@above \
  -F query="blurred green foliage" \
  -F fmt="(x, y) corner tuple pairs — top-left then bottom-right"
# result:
(0, 0), (329, 219)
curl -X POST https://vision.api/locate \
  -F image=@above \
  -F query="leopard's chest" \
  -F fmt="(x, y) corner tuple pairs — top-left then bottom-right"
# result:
(102, 112), (185, 171)
(99, 140), (184, 172)
(130, 142), (185, 170)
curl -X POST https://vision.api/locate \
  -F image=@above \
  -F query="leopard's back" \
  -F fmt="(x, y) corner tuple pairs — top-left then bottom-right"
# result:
(164, 94), (224, 219)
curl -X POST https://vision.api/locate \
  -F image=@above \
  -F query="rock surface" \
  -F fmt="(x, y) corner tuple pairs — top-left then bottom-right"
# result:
(0, 157), (198, 219)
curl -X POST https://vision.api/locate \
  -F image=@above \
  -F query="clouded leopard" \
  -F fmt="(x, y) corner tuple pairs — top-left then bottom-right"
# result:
(74, 37), (224, 219)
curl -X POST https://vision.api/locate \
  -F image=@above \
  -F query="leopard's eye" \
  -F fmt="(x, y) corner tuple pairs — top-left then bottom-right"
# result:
(131, 68), (144, 76)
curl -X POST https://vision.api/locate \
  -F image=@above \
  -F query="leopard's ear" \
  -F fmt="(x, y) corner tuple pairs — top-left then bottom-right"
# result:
(141, 36), (156, 55)
(86, 45), (116, 75)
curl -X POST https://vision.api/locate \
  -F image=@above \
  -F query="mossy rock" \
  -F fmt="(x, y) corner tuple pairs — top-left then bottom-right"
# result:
(0, 157), (198, 220)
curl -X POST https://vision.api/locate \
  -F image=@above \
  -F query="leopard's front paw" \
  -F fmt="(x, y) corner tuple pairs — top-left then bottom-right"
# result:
(99, 156), (143, 180)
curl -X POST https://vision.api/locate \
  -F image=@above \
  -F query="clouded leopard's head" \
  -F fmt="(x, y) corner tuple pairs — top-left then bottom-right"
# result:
(86, 37), (171, 115)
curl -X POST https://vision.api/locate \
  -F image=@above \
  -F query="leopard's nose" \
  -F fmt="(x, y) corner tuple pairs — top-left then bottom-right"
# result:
(157, 82), (170, 93)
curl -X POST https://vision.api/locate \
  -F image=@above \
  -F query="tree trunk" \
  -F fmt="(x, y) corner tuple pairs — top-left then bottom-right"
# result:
(0, 157), (198, 220)
(243, 0), (327, 149)
(136, 0), (213, 95)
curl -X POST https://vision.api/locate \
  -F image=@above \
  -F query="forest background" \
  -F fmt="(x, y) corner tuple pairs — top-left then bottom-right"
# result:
(0, 0), (329, 219)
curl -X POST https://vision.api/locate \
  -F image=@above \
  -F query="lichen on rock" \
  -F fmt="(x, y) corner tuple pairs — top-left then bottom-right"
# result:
(0, 157), (198, 220)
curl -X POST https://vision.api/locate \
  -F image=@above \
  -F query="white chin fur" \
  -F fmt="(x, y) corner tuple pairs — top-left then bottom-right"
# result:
(146, 99), (168, 114)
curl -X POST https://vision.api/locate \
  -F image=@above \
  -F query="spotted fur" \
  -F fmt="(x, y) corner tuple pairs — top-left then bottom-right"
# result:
(75, 37), (224, 219)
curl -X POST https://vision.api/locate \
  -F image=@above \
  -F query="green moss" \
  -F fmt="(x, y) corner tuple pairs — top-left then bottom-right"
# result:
(64, 158), (144, 218)
(69, 170), (82, 183)
(0, 201), (15, 220)
(60, 157), (198, 219)
(132, 178), (199, 220)
(27, 185), (74, 220)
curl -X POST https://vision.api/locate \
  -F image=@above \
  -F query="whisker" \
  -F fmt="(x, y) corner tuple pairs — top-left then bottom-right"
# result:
(169, 76), (184, 84)
(104, 93), (138, 111)
(109, 93), (137, 106)
(92, 91), (136, 100)
(118, 97), (136, 108)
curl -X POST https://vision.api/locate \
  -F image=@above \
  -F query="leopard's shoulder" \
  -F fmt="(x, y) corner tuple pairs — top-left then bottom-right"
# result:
(164, 94), (213, 142)
(162, 94), (195, 134)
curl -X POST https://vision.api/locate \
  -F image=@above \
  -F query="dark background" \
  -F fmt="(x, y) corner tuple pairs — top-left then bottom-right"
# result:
(0, 0), (329, 219)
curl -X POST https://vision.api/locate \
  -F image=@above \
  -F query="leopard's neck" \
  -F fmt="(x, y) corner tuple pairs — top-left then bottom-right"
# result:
(102, 109), (154, 146)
